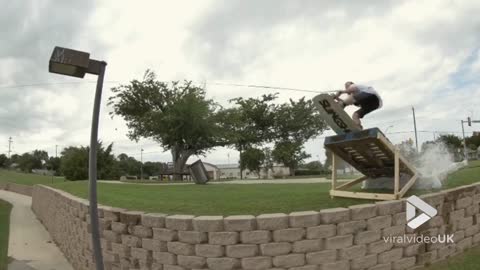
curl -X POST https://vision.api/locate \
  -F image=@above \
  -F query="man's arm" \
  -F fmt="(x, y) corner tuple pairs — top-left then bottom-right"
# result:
(335, 84), (358, 97)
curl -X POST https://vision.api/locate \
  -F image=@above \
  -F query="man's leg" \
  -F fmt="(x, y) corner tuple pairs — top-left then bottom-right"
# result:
(352, 111), (362, 128)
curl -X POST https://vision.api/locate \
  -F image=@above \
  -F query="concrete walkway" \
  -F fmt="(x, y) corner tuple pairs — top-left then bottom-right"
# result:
(0, 190), (73, 270)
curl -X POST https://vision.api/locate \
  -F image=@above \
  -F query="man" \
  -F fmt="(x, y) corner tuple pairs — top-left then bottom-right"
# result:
(334, 81), (383, 129)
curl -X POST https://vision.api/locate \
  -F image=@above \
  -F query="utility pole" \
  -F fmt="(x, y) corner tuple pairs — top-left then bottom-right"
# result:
(412, 107), (419, 152)
(7, 137), (12, 158)
(461, 120), (468, 162)
(55, 145), (58, 158)
(461, 117), (479, 162)
(140, 148), (144, 180)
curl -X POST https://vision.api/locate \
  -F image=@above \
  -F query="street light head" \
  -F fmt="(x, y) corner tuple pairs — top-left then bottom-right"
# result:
(49, 46), (90, 78)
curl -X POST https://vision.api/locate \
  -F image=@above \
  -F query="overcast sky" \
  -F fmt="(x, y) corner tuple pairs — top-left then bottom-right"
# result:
(1, 0), (480, 165)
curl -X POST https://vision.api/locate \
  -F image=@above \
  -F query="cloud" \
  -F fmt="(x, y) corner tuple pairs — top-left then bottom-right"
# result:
(2, 0), (480, 165)
(0, 0), (105, 154)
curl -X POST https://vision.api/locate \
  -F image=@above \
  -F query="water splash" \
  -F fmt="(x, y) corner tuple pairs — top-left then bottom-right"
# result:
(414, 142), (467, 189)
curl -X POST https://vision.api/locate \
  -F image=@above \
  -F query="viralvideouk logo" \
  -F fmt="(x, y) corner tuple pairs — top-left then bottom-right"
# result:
(406, 195), (438, 229)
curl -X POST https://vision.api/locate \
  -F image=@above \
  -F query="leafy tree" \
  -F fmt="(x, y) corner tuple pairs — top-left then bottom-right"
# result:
(17, 151), (46, 172)
(0, 154), (7, 168)
(262, 147), (274, 178)
(437, 134), (462, 150)
(46, 157), (61, 175)
(109, 70), (225, 180)
(60, 142), (117, 180)
(239, 147), (265, 178)
(9, 154), (20, 165)
(117, 153), (142, 176)
(220, 94), (278, 178)
(466, 134), (480, 150)
(32, 150), (49, 167)
(272, 98), (327, 175)
(60, 146), (88, 180)
(301, 160), (323, 171)
(272, 141), (310, 176)
(142, 161), (165, 177)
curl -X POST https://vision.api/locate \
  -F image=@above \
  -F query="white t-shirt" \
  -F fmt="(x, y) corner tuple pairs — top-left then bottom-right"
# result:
(354, 84), (383, 108)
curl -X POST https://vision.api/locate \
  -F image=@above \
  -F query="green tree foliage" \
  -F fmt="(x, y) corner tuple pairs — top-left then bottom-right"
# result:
(17, 150), (48, 172)
(301, 160), (323, 171)
(219, 94), (278, 178)
(60, 142), (117, 180)
(272, 98), (327, 175)
(466, 134), (480, 150)
(142, 161), (165, 177)
(108, 70), (225, 180)
(117, 153), (142, 177)
(9, 154), (20, 165)
(46, 157), (61, 175)
(239, 148), (265, 177)
(272, 141), (310, 176)
(0, 154), (7, 168)
(437, 134), (462, 150)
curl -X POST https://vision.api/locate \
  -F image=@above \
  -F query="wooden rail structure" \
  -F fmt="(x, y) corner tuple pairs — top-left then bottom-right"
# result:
(325, 128), (418, 200)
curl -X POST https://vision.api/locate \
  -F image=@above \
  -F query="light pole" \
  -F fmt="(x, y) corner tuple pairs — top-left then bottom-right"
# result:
(49, 46), (106, 270)
(412, 107), (419, 153)
(141, 148), (144, 180)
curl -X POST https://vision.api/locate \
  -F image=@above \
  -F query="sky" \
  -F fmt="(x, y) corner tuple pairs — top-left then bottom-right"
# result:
(1, 0), (480, 165)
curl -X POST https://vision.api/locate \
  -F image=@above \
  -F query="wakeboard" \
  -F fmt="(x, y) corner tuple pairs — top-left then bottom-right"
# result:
(313, 93), (362, 134)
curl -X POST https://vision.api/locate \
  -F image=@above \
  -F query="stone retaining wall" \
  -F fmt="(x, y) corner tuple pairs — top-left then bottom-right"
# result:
(31, 183), (480, 270)
(0, 182), (33, 196)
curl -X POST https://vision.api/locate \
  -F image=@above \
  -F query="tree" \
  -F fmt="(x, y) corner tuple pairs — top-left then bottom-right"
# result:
(17, 151), (45, 172)
(301, 160), (323, 171)
(466, 134), (480, 150)
(109, 70), (225, 180)
(32, 150), (49, 167)
(60, 142), (117, 180)
(219, 94), (278, 178)
(240, 147), (265, 178)
(116, 153), (142, 176)
(60, 146), (88, 180)
(46, 157), (61, 175)
(272, 97), (327, 175)
(262, 147), (274, 178)
(437, 134), (462, 150)
(272, 141), (310, 176)
(0, 154), (7, 168)
(9, 154), (20, 165)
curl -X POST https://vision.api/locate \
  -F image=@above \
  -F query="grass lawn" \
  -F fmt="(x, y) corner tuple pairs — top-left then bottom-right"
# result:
(51, 181), (366, 215)
(422, 244), (480, 269)
(0, 200), (12, 269)
(0, 170), (64, 186)
(0, 160), (479, 215)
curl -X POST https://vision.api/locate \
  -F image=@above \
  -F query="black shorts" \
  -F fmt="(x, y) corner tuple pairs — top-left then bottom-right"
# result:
(353, 92), (380, 118)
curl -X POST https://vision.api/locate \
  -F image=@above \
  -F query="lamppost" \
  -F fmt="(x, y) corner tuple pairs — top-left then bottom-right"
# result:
(141, 148), (144, 180)
(49, 46), (106, 270)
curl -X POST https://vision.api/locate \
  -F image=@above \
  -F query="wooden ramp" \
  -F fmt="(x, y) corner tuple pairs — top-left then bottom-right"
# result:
(325, 128), (418, 200)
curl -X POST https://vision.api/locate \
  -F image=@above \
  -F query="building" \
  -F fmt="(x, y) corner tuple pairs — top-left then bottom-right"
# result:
(216, 164), (290, 179)
(202, 162), (220, 180)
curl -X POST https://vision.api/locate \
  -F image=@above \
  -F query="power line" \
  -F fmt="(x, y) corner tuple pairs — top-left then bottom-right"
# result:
(207, 81), (338, 94)
(0, 81), (120, 90)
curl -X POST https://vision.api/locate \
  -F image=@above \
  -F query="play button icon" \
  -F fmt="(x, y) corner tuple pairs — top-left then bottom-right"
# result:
(406, 195), (438, 229)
